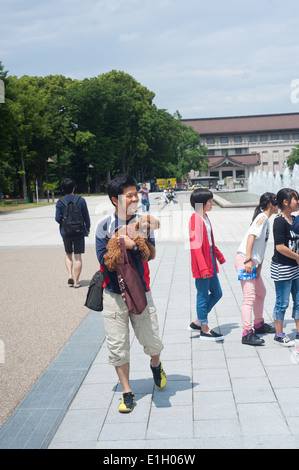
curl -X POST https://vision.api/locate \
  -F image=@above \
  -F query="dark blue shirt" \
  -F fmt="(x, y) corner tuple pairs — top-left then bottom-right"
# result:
(55, 195), (90, 238)
(95, 213), (155, 294)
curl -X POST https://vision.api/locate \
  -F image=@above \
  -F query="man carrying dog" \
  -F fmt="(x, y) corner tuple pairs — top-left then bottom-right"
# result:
(95, 174), (166, 413)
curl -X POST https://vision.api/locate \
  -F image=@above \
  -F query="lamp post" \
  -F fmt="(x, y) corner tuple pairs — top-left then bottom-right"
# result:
(87, 164), (94, 196)
(46, 157), (54, 202)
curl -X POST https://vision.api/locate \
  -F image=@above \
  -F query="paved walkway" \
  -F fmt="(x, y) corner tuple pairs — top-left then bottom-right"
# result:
(0, 193), (299, 449)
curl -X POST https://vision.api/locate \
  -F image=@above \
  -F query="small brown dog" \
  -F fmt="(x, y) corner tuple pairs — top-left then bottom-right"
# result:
(104, 215), (160, 271)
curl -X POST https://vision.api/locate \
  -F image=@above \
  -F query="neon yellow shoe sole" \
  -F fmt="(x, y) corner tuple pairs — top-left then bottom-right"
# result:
(118, 392), (135, 413)
(151, 362), (167, 389)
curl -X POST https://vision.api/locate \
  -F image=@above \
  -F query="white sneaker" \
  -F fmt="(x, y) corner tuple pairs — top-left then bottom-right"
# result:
(273, 334), (294, 347)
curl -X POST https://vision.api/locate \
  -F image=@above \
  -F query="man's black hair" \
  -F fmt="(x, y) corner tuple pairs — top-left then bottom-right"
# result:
(61, 178), (75, 195)
(190, 188), (213, 209)
(107, 174), (138, 206)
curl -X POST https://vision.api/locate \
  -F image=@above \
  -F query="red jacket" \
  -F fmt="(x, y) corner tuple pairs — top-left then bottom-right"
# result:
(189, 213), (226, 279)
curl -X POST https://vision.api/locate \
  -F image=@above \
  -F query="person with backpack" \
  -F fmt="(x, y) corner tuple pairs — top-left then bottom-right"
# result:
(55, 178), (90, 288)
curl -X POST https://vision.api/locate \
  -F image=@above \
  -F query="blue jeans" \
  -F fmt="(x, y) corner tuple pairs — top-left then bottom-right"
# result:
(141, 199), (150, 212)
(195, 248), (223, 326)
(273, 278), (299, 322)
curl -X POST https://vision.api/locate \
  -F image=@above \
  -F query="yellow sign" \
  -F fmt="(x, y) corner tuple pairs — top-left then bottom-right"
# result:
(156, 178), (176, 190)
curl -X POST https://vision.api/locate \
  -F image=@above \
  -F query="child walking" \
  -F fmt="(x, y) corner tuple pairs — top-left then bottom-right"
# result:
(188, 188), (226, 341)
(270, 188), (299, 347)
(235, 192), (278, 345)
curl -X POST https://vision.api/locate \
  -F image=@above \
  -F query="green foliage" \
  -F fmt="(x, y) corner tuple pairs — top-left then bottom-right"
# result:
(0, 63), (207, 196)
(287, 145), (299, 169)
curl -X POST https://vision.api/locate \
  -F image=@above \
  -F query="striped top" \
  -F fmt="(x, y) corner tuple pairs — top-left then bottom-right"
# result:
(270, 214), (299, 281)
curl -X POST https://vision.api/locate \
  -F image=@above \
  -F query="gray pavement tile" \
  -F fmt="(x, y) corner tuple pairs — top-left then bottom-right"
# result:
(145, 438), (194, 449)
(152, 380), (193, 407)
(194, 436), (244, 449)
(193, 419), (241, 438)
(99, 421), (148, 441)
(223, 341), (259, 358)
(96, 440), (146, 449)
(69, 382), (116, 410)
(192, 368), (231, 392)
(193, 390), (238, 420)
(243, 434), (298, 449)
(257, 347), (296, 366)
(237, 403), (290, 436)
(227, 356), (266, 379)
(265, 365), (299, 389)
(192, 349), (226, 370)
(275, 388), (299, 417)
(232, 377), (276, 404)
(160, 359), (192, 379)
(287, 417), (299, 435)
(50, 408), (106, 444)
(146, 406), (193, 440)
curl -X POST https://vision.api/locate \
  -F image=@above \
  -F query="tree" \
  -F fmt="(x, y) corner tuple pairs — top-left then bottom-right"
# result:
(5, 75), (49, 199)
(287, 145), (299, 169)
(97, 71), (155, 176)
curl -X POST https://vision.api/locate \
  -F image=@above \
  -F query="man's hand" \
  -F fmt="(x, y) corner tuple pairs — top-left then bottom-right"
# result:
(119, 235), (135, 250)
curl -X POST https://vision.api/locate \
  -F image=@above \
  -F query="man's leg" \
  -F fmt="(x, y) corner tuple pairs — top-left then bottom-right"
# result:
(65, 253), (73, 279)
(115, 363), (131, 393)
(73, 254), (82, 285)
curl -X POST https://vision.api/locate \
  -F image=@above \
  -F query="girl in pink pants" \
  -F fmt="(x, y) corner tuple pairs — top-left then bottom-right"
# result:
(235, 193), (278, 345)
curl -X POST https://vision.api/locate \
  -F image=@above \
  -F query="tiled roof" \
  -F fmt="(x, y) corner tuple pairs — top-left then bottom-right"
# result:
(208, 153), (260, 168)
(182, 113), (299, 135)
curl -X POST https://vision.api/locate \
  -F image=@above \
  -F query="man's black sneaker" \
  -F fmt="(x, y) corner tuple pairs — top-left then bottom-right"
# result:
(200, 330), (224, 341)
(118, 392), (135, 413)
(242, 329), (265, 346)
(150, 362), (167, 389)
(188, 322), (201, 332)
(254, 322), (275, 334)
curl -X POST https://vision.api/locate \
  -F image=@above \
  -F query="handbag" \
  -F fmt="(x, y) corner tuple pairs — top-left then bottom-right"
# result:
(84, 266), (108, 311)
(116, 237), (148, 314)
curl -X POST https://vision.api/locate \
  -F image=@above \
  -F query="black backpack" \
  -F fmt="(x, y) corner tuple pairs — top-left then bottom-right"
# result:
(61, 195), (84, 237)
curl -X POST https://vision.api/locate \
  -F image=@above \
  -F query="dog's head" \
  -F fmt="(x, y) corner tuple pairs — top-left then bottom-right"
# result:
(134, 215), (160, 236)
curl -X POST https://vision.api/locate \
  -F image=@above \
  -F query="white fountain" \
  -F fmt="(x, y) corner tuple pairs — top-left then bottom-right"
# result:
(248, 163), (299, 195)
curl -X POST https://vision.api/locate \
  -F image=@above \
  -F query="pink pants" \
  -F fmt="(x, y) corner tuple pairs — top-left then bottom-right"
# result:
(235, 253), (266, 331)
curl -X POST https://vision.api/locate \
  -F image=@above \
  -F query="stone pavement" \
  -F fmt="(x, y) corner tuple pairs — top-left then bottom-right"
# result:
(1, 193), (299, 449)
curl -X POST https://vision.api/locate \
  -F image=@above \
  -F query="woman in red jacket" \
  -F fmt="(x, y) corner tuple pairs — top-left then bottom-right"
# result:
(188, 188), (226, 340)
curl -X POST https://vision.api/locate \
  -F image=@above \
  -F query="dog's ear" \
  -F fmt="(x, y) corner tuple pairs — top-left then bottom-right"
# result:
(149, 216), (160, 229)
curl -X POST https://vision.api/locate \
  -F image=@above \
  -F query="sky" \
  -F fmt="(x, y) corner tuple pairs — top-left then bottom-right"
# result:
(1, 0), (299, 119)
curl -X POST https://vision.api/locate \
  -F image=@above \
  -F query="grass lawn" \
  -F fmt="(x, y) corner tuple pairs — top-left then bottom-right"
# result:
(0, 202), (55, 213)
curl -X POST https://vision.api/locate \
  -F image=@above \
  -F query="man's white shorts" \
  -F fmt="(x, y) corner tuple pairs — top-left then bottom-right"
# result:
(102, 289), (164, 367)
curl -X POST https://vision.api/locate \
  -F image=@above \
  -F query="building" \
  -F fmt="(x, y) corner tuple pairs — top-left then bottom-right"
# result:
(182, 113), (299, 182)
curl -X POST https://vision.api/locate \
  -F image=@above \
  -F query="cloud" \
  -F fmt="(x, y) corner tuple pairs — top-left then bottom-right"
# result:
(118, 32), (140, 43)
(1, 0), (299, 118)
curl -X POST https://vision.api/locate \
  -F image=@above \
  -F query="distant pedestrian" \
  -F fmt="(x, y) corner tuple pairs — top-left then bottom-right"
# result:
(138, 183), (150, 212)
(188, 188), (226, 340)
(235, 193), (278, 346)
(55, 178), (90, 288)
(271, 188), (299, 347)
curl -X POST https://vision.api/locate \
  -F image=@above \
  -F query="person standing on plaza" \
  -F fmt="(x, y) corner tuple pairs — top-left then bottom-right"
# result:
(235, 192), (278, 346)
(188, 188), (225, 340)
(55, 178), (90, 288)
(270, 188), (299, 347)
(138, 183), (150, 212)
(95, 174), (166, 413)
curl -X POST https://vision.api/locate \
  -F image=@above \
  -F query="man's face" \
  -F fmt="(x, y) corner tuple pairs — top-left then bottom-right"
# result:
(112, 185), (139, 220)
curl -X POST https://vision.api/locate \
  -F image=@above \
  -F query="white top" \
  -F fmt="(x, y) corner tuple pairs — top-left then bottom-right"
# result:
(237, 212), (270, 266)
(203, 215), (212, 246)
